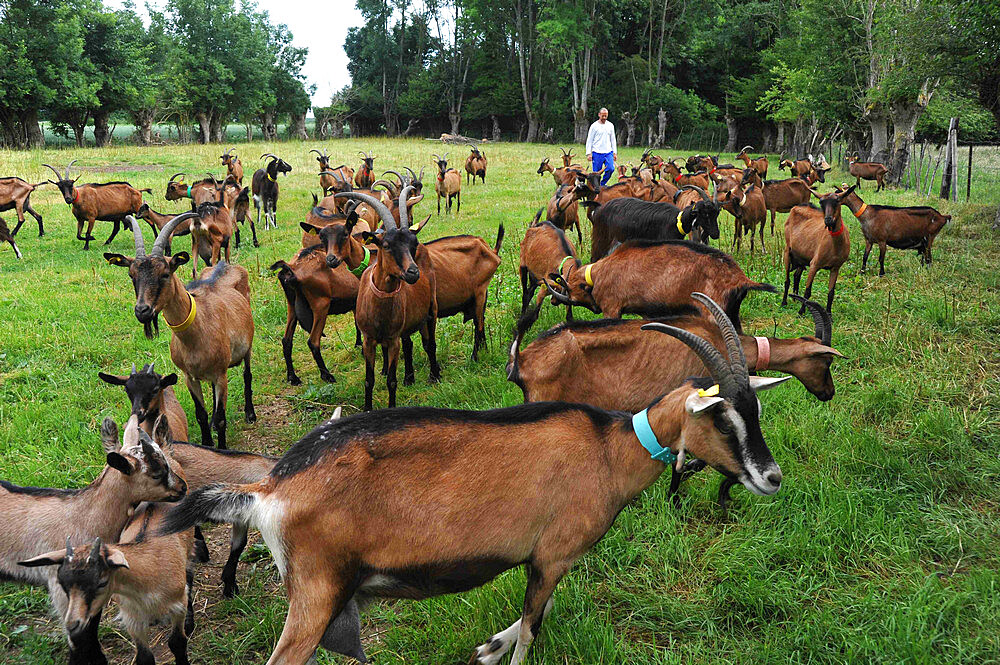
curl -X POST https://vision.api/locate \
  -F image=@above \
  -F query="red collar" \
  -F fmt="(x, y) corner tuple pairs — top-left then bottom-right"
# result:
(674, 173), (683, 183)
(828, 221), (846, 237)
(72, 189), (80, 204)
(708, 167), (717, 175)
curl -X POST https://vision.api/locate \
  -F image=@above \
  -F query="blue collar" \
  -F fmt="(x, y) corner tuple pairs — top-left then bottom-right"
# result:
(632, 409), (677, 464)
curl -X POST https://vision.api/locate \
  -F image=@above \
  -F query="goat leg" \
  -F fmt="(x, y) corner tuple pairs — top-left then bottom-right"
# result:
(402, 335), (415, 386)
(243, 355), (256, 423)
(421, 318), (441, 383)
(363, 338), (377, 412)
(222, 521), (249, 598)
(187, 377), (213, 447)
(212, 379), (228, 450)
(386, 338), (401, 408)
(104, 219), (121, 246)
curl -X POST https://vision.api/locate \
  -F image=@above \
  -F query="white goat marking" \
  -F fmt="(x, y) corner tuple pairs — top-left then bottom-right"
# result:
(253, 495), (287, 578)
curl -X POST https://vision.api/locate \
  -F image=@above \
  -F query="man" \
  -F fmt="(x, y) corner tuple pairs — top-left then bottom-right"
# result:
(585, 108), (617, 186)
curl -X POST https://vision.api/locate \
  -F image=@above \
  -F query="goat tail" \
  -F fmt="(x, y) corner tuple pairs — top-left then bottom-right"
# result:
(160, 483), (259, 535)
(507, 297), (543, 390)
(493, 223), (505, 255)
(139, 188), (154, 194)
(724, 282), (777, 334)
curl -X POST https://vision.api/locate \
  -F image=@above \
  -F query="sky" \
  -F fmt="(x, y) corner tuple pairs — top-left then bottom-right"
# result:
(106, 0), (364, 111)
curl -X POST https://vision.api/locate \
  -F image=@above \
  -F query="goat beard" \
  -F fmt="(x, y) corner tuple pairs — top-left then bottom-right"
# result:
(143, 314), (160, 340)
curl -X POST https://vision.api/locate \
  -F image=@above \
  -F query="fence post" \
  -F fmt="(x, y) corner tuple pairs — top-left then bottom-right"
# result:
(966, 144), (972, 202)
(940, 117), (957, 199)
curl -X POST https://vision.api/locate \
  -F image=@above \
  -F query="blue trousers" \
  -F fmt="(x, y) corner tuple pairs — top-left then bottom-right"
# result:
(592, 152), (615, 186)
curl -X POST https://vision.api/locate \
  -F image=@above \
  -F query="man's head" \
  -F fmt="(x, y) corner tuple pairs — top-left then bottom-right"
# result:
(598, 108), (608, 123)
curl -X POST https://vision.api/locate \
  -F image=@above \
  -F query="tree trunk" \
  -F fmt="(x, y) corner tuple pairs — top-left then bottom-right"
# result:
(133, 109), (154, 146)
(656, 108), (666, 147)
(290, 113), (308, 140)
(196, 112), (211, 144)
(21, 109), (44, 148)
(491, 115), (501, 142)
(260, 111), (276, 141)
(210, 112), (225, 143)
(868, 114), (889, 162)
(449, 112), (461, 135)
(724, 114), (738, 152)
(93, 110), (111, 147)
(775, 122), (785, 153)
(71, 121), (87, 148)
(573, 109), (588, 144)
(888, 81), (936, 185)
(525, 112), (539, 143)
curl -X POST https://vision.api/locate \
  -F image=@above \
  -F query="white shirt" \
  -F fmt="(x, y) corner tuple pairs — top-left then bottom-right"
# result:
(586, 120), (617, 155)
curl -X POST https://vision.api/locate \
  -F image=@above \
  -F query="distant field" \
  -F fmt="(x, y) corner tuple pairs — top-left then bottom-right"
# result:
(1, 139), (998, 664)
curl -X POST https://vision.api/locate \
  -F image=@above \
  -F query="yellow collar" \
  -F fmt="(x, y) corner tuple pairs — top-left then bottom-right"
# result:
(676, 211), (686, 235)
(853, 202), (868, 217)
(584, 263), (594, 287)
(267, 173), (276, 182)
(166, 293), (197, 332)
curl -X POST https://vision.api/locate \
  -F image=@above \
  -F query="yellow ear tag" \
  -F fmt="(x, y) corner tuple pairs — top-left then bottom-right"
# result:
(697, 384), (720, 398)
(411, 219), (423, 232)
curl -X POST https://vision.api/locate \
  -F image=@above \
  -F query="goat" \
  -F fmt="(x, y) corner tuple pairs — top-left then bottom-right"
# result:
(188, 194), (235, 278)
(848, 153), (889, 192)
(159, 292), (788, 665)
(736, 146), (768, 179)
(0, 216), (22, 259)
(558, 146), (580, 168)
(465, 144), (488, 184)
(432, 153), (462, 214)
(546, 239), (773, 330)
(220, 148), (244, 184)
(340, 190), (440, 411)
(661, 159), (711, 191)
(310, 148), (338, 196)
(762, 176), (812, 234)
(43, 162), (152, 251)
(164, 172), (216, 206)
(136, 203), (192, 254)
(537, 157), (583, 186)
(519, 210), (580, 318)
(649, 175), (679, 202)
(640, 147), (666, 179)
(99, 362), (189, 441)
(355, 150), (376, 188)
(720, 171), (767, 253)
(2, 415), (186, 665)
(105, 215), (256, 449)
(587, 187), (720, 261)
(546, 183), (584, 246)
(21, 497), (197, 665)
(837, 184), (950, 275)
(782, 187), (854, 313)
(252, 153), (291, 230)
(0, 176), (45, 236)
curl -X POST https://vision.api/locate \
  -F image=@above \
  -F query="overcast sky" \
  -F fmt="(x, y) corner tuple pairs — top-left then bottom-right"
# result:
(107, 0), (364, 111)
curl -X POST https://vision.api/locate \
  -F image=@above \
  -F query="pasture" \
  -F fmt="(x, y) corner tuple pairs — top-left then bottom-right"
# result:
(1, 139), (999, 664)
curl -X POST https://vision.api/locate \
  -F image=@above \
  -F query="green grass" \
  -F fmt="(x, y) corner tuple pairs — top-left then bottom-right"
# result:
(1, 139), (999, 664)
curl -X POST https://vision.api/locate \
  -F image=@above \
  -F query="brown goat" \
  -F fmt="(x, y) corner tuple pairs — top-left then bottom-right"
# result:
(355, 151), (376, 188)
(160, 293), (788, 665)
(847, 154), (888, 192)
(782, 187), (854, 313)
(518, 211), (580, 317)
(164, 172), (216, 205)
(105, 215), (256, 449)
(99, 362), (189, 441)
(547, 183), (584, 246)
(43, 162), (152, 250)
(432, 153), (462, 214)
(762, 176), (812, 234)
(220, 148), (244, 184)
(136, 203), (193, 253)
(661, 160), (711, 191)
(837, 185), (950, 275)
(720, 171), (768, 253)
(536, 158), (583, 186)
(0, 216), (22, 259)
(0, 176), (45, 236)
(465, 144), (488, 184)
(546, 239), (773, 330)
(640, 148), (666, 179)
(341, 190), (440, 411)
(189, 198), (235, 278)
(736, 146), (769, 179)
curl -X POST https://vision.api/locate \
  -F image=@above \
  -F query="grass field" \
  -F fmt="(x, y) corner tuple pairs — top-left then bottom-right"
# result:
(1, 139), (999, 664)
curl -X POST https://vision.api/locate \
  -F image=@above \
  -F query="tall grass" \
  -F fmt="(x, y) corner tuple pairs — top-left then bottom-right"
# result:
(1, 139), (998, 664)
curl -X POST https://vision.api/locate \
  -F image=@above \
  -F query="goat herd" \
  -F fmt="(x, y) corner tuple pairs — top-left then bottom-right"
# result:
(0, 143), (953, 665)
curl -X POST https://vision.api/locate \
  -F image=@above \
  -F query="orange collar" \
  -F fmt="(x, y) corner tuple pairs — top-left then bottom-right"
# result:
(853, 202), (868, 217)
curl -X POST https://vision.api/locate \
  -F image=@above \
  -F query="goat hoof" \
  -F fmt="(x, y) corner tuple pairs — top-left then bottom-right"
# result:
(320, 372), (337, 384)
(245, 410), (257, 424)
(429, 374), (441, 384)
(288, 375), (302, 386)
(403, 376), (415, 386)
(222, 583), (238, 599)
(253, 241), (260, 248)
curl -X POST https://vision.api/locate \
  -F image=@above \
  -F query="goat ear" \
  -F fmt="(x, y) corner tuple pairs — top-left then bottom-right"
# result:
(300, 222), (319, 234)
(160, 373), (179, 388)
(18, 550), (68, 568)
(813, 346), (846, 359)
(410, 214), (431, 234)
(169, 252), (190, 270)
(106, 452), (135, 476)
(105, 547), (130, 570)
(360, 231), (379, 245)
(749, 376), (791, 392)
(104, 253), (132, 268)
(98, 372), (128, 386)
(685, 391), (724, 415)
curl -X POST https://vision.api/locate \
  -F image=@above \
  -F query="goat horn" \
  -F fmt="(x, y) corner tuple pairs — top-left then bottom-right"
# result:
(334, 192), (396, 230)
(790, 295), (832, 346)
(147, 361), (155, 373)
(559, 147), (568, 156)
(691, 292), (748, 386)
(740, 145), (753, 154)
(125, 215), (146, 257)
(431, 153), (441, 162)
(404, 166), (417, 180)
(131, 363), (137, 375)
(151, 212), (200, 256)
(66, 537), (73, 560)
(370, 179), (397, 192)
(89, 537), (102, 564)
(807, 187), (823, 199)
(260, 153), (277, 161)
(65, 160), (78, 180)
(641, 322), (738, 395)
(168, 172), (186, 183)
(418, 166), (425, 181)
(544, 280), (574, 307)
(358, 151), (368, 160)
(42, 164), (63, 182)
(310, 149), (323, 157)
(398, 185), (415, 229)
(383, 169), (406, 184)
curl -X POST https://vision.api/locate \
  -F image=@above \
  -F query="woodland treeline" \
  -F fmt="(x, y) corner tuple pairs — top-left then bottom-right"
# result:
(330, 0), (999, 185)
(0, 0), (312, 148)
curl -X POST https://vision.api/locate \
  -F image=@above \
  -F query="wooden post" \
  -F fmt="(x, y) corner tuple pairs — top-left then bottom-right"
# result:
(928, 144), (943, 197)
(940, 117), (957, 199)
(951, 124), (959, 201)
(966, 144), (973, 202)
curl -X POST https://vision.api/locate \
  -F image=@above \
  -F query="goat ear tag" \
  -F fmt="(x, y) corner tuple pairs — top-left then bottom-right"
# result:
(749, 375), (791, 392)
(697, 384), (720, 397)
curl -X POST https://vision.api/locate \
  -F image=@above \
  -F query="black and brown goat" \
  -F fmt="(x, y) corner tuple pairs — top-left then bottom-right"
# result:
(762, 176), (812, 234)
(160, 292), (788, 665)
(99, 362), (189, 441)
(465, 144), (488, 184)
(341, 190), (440, 410)
(355, 151), (376, 188)
(588, 188), (720, 260)
(188, 192), (236, 278)
(736, 146), (769, 179)
(3, 416), (186, 665)
(220, 148), (243, 184)
(105, 215), (256, 449)
(519, 211), (580, 318)
(43, 162), (152, 250)
(847, 153), (888, 192)
(640, 148), (665, 179)
(546, 183), (584, 246)
(164, 173), (216, 206)
(0, 176), (45, 236)
(310, 148), (339, 196)
(782, 187), (853, 313)
(547, 239), (773, 329)
(837, 185), (949, 275)
(0, 216), (22, 259)
(720, 171), (768, 253)
(252, 153), (291, 230)
(432, 153), (462, 214)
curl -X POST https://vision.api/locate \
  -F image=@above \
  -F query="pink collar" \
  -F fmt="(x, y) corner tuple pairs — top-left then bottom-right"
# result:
(368, 270), (402, 298)
(754, 336), (770, 370)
